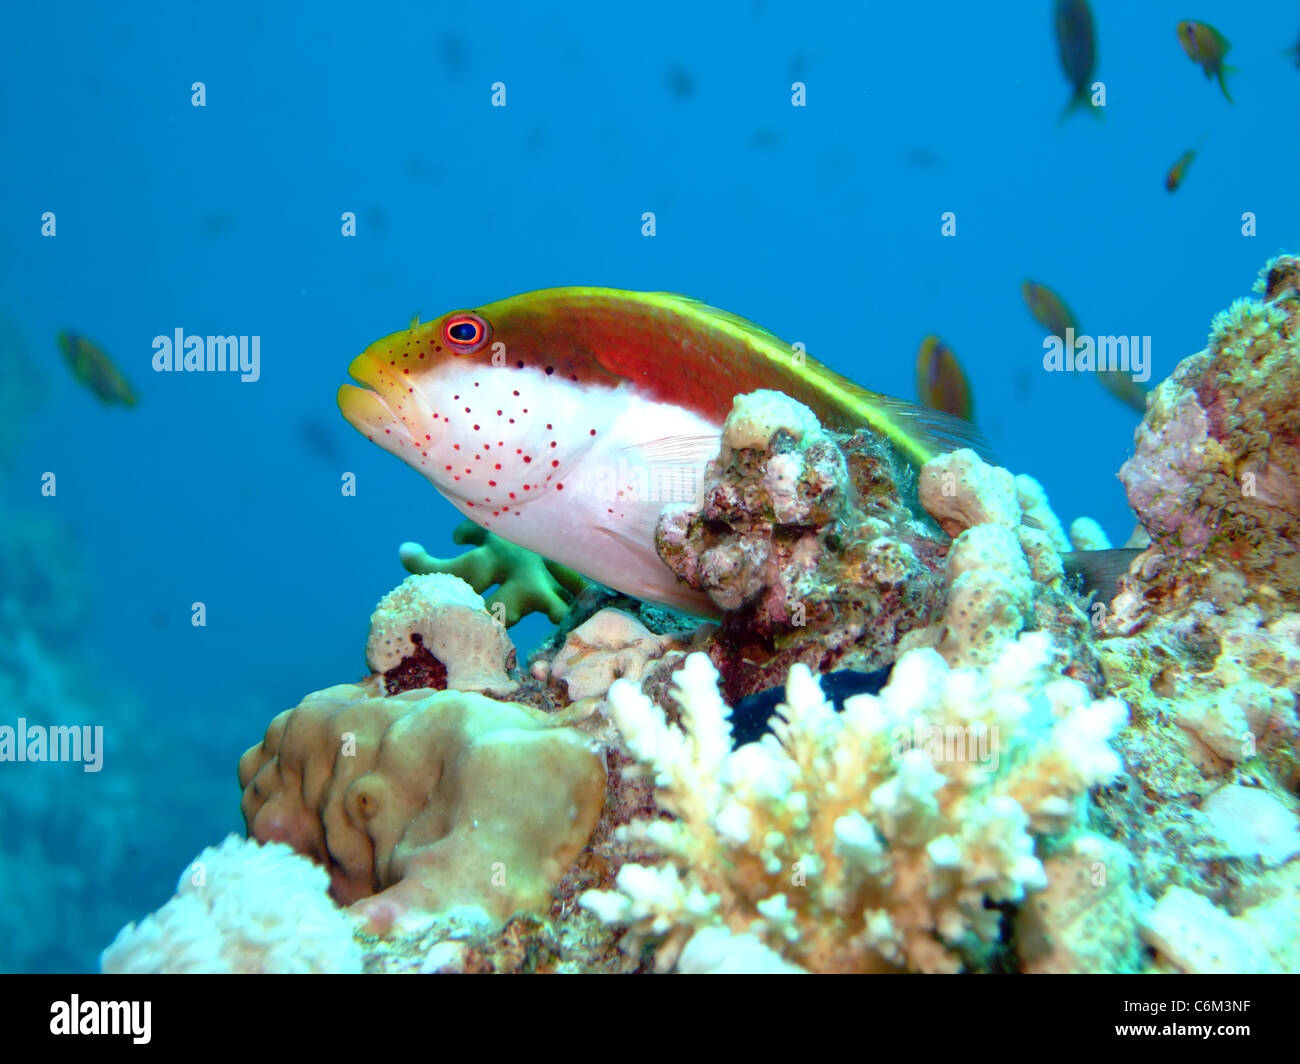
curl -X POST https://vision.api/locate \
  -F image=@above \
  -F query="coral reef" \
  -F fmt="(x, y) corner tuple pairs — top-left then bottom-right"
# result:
(100, 256), (1300, 976)
(581, 639), (1127, 973)
(238, 681), (605, 936)
(367, 573), (518, 696)
(1140, 862), (1300, 974)
(1116, 253), (1300, 619)
(400, 519), (588, 626)
(101, 835), (362, 974)
(652, 390), (943, 700)
(0, 491), (232, 974)
(1088, 257), (1300, 911)
(541, 608), (680, 702)
(651, 390), (1093, 703)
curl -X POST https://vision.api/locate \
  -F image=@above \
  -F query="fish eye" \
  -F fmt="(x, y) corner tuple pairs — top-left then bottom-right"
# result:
(443, 313), (490, 353)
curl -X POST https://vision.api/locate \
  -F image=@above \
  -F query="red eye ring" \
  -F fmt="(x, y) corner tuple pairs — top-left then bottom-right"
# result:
(443, 313), (490, 353)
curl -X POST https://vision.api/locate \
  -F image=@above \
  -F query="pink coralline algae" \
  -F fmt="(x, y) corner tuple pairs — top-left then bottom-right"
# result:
(1117, 254), (1300, 617)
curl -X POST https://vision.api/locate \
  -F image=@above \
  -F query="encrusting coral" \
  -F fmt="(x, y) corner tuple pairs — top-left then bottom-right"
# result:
(1140, 862), (1300, 974)
(1116, 253), (1300, 620)
(238, 681), (605, 936)
(1014, 832), (1141, 974)
(652, 390), (1095, 703)
(400, 519), (588, 626)
(1090, 257), (1300, 906)
(580, 637), (1127, 973)
(367, 573), (518, 696)
(653, 390), (943, 700)
(542, 607), (679, 702)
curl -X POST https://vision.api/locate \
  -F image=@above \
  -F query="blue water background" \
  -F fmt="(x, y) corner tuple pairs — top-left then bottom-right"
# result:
(0, 0), (1296, 970)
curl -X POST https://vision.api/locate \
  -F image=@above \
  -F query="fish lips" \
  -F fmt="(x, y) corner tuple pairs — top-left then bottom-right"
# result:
(338, 353), (410, 446)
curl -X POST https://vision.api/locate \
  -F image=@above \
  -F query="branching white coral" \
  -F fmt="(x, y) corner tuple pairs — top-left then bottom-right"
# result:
(582, 637), (1127, 973)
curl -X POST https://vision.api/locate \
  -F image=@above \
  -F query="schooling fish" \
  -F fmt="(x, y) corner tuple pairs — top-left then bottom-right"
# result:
(338, 288), (990, 615)
(1021, 282), (1148, 414)
(57, 332), (137, 407)
(1054, 0), (1100, 120)
(915, 334), (974, 422)
(1164, 148), (1195, 193)
(1177, 20), (1234, 102)
(1021, 280), (1078, 337)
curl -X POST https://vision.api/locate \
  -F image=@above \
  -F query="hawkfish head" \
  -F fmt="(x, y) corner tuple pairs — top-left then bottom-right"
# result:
(339, 294), (628, 517)
(337, 291), (723, 616)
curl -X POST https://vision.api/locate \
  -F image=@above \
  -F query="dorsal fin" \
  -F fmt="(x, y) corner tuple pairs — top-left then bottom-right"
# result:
(646, 292), (998, 466)
(867, 393), (999, 465)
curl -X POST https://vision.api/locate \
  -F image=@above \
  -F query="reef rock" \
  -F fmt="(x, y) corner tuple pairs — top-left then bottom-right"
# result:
(1117, 254), (1300, 621)
(653, 390), (947, 699)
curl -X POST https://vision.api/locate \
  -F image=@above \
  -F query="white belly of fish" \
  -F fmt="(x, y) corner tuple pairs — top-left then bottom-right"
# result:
(411, 366), (722, 613)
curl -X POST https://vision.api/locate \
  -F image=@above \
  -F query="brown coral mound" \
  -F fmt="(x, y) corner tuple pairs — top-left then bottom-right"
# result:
(238, 682), (605, 935)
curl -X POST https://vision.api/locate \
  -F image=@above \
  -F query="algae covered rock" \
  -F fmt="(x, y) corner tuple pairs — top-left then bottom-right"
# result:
(1118, 253), (1300, 618)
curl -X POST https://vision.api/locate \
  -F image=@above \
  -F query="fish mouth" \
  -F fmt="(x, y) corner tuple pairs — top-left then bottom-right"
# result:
(344, 350), (380, 392)
(337, 349), (415, 449)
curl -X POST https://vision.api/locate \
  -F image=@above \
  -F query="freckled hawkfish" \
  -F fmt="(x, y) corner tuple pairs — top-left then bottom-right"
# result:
(338, 287), (991, 614)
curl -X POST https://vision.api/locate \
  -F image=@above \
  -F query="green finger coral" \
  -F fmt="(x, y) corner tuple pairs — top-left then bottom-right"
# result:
(399, 519), (589, 627)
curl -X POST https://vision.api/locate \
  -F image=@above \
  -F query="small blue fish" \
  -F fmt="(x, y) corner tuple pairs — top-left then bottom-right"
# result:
(1054, 0), (1100, 120)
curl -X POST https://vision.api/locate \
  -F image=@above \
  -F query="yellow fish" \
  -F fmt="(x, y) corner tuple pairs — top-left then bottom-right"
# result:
(339, 288), (990, 613)
(1177, 20), (1234, 102)
(1021, 282), (1148, 414)
(57, 332), (137, 407)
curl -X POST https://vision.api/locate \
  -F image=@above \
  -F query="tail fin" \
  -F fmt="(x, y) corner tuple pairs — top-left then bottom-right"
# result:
(1217, 64), (1236, 103)
(1058, 90), (1104, 124)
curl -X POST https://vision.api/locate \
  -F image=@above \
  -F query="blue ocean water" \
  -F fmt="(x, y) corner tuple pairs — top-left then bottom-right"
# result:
(0, 0), (1295, 972)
